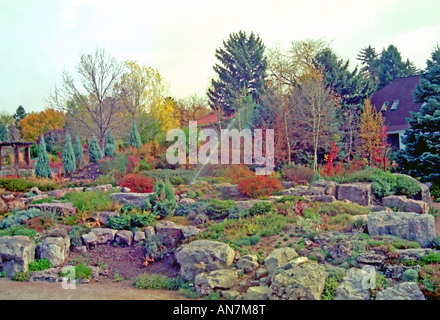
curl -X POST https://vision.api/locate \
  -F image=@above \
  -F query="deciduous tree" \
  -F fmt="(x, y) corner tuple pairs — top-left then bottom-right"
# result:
(18, 108), (66, 142)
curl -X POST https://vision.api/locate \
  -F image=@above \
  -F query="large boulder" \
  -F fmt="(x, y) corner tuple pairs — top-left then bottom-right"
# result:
(115, 230), (133, 246)
(307, 180), (337, 197)
(327, 240), (352, 264)
(236, 254), (259, 273)
(375, 282), (425, 300)
(109, 192), (154, 208)
(244, 286), (271, 300)
(37, 236), (70, 267)
(280, 185), (309, 196)
(367, 211), (435, 248)
(81, 228), (117, 248)
(334, 268), (371, 300)
(382, 195), (429, 215)
(337, 183), (373, 206)
(175, 240), (235, 281)
(269, 262), (328, 300)
(7, 200), (26, 211)
(28, 203), (76, 216)
(264, 247), (299, 279)
(0, 236), (36, 278)
(155, 221), (200, 247)
(194, 269), (237, 295)
(216, 184), (240, 197)
(0, 198), (7, 212)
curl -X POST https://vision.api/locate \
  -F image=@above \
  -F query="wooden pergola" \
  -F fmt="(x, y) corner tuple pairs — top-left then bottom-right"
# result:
(0, 141), (35, 170)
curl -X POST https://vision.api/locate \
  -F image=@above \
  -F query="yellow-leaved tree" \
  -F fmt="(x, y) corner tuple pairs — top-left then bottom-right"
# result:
(150, 97), (181, 133)
(19, 108), (66, 142)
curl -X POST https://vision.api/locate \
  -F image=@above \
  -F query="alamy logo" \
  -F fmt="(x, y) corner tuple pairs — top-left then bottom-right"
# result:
(166, 121), (274, 175)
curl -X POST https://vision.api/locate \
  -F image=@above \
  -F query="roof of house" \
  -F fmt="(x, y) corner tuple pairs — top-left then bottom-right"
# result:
(370, 75), (422, 133)
(196, 112), (235, 126)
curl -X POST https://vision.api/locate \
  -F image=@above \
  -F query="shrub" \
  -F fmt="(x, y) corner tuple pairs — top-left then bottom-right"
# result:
(73, 135), (85, 168)
(144, 234), (169, 260)
(62, 191), (112, 214)
(206, 199), (236, 219)
(319, 201), (370, 216)
(222, 165), (254, 181)
(0, 208), (42, 229)
(12, 271), (30, 281)
(142, 169), (194, 184)
(107, 215), (131, 230)
(236, 236), (252, 247)
(282, 164), (314, 184)
(99, 153), (129, 175)
(238, 176), (283, 198)
(129, 122), (142, 148)
(170, 176), (184, 186)
(104, 129), (116, 158)
(421, 252), (440, 265)
(130, 213), (156, 228)
(431, 236), (440, 249)
(62, 133), (76, 175)
(138, 160), (151, 171)
(88, 136), (103, 163)
(419, 264), (440, 299)
(0, 271), (5, 278)
(0, 178), (58, 193)
(74, 263), (92, 280)
(133, 274), (184, 290)
(0, 225), (38, 238)
(28, 259), (52, 272)
(250, 234), (261, 245)
(69, 225), (85, 247)
(370, 170), (397, 198)
(395, 175), (421, 197)
(35, 136), (52, 178)
(402, 269), (418, 282)
(119, 173), (154, 193)
(248, 202), (274, 217)
(227, 206), (248, 220)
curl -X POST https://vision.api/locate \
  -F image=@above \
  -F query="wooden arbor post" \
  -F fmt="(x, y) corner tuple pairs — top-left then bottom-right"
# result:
(25, 146), (31, 169)
(13, 144), (20, 171)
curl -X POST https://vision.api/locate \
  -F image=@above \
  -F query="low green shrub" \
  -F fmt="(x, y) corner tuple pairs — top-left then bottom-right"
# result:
(61, 191), (113, 214)
(0, 208), (43, 229)
(370, 170), (398, 198)
(431, 236), (440, 249)
(69, 226), (85, 247)
(236, 236), (252, 247)
(248, 202), (274, 216)
(133, 274), (185, 290)
(320, 201), (370, 216)
(206, 199), (236, 219)
(107, 215), (131, 230)
(227, 206), (248, 220)
(0, 271), (6, 278)
(402, 269), (418, 282)
(421, 252), (440, 265)
(170, 176), (184, 186)
(144, 235), (169, 260)
(12, 270), (30, 281)
(321, 276), (338, 300)
(28, 259), (52, 272)
(0, 178), (58, 192)
(60, 263), (91, 280)
(395, 175), (421, 197)
(203, 291), (222, 300)
(250, 235), (261, 245)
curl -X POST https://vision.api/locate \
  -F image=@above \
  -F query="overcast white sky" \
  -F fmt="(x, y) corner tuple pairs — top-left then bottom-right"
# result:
(1, 0), (439, 114)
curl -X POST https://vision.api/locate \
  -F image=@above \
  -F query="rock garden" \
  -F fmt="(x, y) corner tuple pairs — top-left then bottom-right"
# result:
(1, 159), (440, 301)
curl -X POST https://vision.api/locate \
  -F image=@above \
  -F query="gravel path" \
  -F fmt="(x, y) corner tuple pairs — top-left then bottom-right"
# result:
(0, 278), (187, 300)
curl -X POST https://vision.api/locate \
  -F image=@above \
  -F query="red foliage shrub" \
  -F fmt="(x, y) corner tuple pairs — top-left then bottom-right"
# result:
(126, 154), (140, 173)
(119, 173), (154, 193)
(323, 141), (344, 177)
(238, 176), (283, 198)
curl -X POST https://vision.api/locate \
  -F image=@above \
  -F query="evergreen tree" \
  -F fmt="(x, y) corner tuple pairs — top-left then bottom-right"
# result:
(73, 135), (85, 168)
(208, 30), (267, 117)
(62, 133), (76, 175)
(35, 136), (51, 178)
(397, 45), (440, 182)
(0, 124), (9, 142)
(129, 122), (142, 148)
(357, 45), (380, 87)
(104, 129), (116, 157)
(13, 105), (27, 125)
(377, 45), (417, 89)
(88, 136), (103, 163)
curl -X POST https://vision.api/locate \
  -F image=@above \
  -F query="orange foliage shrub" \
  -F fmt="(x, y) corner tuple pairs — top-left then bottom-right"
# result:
(238, 176), (283, 198)
(223, 164), (255, 180)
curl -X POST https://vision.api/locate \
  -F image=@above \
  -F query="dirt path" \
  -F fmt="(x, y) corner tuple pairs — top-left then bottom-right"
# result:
(0, 278), (188, 300)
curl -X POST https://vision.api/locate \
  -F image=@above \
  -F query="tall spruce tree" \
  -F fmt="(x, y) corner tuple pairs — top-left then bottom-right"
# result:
(73, 135), (85, 168)
(35, 136), (51, 178)
(62, 133), (76, 175)
(88, 136), (103, 163)
(377, 45), (417, 89)
(129, 122), (142, 148)
(357, 45), (380, 87)
(104, 129), (116, 157)
(13, 105), (26, 125)
(397, 45), (440, 182)
(207, 30), (267, 117)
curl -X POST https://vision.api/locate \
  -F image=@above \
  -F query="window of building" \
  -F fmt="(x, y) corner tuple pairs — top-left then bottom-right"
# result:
(390, 99), (400, 111)
(380, 101), (389, 112)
